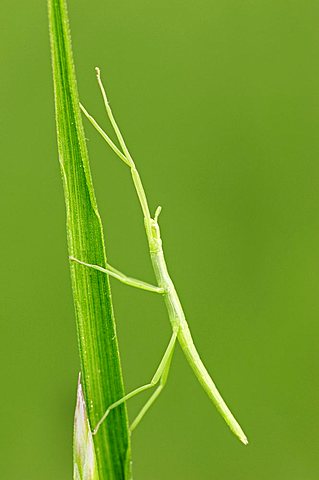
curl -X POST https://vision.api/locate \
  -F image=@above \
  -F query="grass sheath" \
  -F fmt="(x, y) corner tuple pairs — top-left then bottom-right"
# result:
(48, 1), (131, 478)
(74, 376), (100, 480)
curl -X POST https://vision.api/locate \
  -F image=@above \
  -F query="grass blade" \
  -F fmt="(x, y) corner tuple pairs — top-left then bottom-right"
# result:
(48, 1), (131, 478)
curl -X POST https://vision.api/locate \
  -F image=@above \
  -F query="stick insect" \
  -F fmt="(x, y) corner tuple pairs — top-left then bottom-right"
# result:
(70, 67), (248, 445)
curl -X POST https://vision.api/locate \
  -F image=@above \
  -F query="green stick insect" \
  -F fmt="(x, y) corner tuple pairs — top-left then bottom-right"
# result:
(70, 67), (248, 445)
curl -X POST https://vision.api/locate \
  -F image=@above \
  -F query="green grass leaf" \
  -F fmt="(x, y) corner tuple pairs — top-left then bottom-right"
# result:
(48, 1), (131, 478)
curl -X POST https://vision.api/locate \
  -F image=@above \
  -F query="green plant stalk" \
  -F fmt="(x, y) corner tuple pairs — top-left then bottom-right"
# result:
(48, 1), (131, 478)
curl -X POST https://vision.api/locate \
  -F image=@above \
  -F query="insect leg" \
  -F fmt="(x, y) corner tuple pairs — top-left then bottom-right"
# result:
(93, 330), (178, 435)
(130, 329), (177, 432)
(70, 256), (164, 294)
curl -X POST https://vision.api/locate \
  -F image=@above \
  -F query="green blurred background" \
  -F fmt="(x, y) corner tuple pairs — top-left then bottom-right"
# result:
(1, 0), (319, 478)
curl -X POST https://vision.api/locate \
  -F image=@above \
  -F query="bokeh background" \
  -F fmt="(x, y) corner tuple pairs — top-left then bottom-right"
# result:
(1, 0), (319, 478)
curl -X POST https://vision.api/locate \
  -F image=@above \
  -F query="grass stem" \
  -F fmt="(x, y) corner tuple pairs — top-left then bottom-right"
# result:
(48, 1), (132, 477)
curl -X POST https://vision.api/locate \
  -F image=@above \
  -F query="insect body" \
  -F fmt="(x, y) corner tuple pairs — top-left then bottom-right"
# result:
(71, 68), (248, 445)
